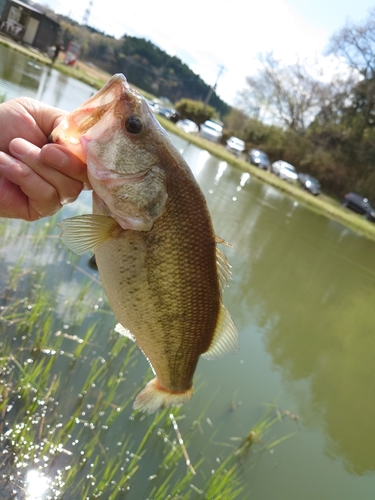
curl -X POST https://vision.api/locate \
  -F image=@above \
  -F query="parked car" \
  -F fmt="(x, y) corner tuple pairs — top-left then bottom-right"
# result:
(199, 120), (223, 143)
(146, 100), (159, 113)
(226, 136), (245, 156)
(247, 149), (270, 170)
(298, 173), (321, 196)
(341, 193), (375, 221)
(156, 106), (180, 122)
(176, 119), (199, 134)
(271, 160), (298, 182)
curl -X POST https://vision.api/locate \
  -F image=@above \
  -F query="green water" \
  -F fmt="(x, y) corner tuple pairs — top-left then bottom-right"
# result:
(1, 43), (375, 499)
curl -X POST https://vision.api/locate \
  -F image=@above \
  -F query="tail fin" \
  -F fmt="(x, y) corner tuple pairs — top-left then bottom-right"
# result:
(133, 378), (193, 413)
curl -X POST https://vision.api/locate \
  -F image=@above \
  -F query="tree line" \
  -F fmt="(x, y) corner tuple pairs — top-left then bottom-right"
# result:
(48, 14), (230, 117)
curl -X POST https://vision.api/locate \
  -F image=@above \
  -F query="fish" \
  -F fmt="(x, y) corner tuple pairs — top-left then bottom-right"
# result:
(51, 74), (238, 413)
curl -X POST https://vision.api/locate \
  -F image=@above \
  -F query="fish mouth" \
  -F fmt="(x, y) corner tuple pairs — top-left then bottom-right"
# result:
(89, 167), (151, 183)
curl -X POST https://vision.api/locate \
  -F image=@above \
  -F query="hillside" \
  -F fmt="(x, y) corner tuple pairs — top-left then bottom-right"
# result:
(54, 15), (230, 117)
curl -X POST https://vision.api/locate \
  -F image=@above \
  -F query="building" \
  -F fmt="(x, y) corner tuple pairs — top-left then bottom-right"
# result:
(0, 0), (59, 53)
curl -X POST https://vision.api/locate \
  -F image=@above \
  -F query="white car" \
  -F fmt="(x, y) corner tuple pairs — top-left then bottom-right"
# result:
(176, 119), (199, 134)
(226, 136), (245, 156)
(199, 120), (223, 142)
(271, 160), (298, 182)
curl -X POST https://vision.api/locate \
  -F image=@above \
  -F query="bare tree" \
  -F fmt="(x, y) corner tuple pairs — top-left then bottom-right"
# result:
(236, 53), (328, 131)
(327, 8), (375, 79)
(327, 9), (375, 133)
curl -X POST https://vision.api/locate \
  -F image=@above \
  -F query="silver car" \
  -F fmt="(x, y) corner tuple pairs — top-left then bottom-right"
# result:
(199, 120), (223, 143)
(226, 136), (245, 156)
(271, 160), (298, 182)
(176, 119), (199, 134)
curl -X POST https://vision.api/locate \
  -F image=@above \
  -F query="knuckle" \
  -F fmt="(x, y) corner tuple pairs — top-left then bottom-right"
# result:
(60, 182), (83, 204)
(17, 165), (34, 181)
(32, 187), (60, 217)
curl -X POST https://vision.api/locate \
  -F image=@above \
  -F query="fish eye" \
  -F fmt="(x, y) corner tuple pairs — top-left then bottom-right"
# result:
(125, 115), (144, 134)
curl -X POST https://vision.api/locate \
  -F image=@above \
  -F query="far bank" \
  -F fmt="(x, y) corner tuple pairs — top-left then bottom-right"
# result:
(2, 34), (375, 243)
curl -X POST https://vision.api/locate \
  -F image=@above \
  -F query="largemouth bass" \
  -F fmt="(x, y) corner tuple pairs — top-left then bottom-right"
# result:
(52, 74), (238, 413)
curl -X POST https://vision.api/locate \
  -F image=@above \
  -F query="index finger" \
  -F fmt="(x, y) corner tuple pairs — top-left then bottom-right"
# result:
(40, 143), (91, 187)
(14, 98), (67, 137)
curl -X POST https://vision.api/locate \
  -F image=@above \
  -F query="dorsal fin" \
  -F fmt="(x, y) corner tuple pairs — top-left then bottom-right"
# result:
(58, 214), (121, 255)
(202, 303), (239, 360)
(216, 247), (232, 291)
(215, 235), (232, 247)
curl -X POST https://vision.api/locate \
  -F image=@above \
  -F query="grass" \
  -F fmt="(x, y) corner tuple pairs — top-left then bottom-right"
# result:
(0, 216), (297, 499)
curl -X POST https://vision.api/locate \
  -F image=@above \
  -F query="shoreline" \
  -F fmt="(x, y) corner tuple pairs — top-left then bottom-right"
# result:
(2, 35), (375, 243)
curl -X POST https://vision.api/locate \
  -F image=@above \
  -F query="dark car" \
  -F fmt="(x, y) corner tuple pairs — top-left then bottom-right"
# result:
(298, 173), (321, 196)
(341, 193), (375, 221)
(247, 149), (270, 170)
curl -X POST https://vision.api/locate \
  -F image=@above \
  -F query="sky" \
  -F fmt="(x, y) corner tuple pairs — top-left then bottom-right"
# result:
(44, 0), (375, 105)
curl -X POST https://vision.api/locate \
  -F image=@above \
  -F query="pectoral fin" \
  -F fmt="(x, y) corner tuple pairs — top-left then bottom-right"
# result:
(58, 214), (121, 255)
(202, 303), (239, 360)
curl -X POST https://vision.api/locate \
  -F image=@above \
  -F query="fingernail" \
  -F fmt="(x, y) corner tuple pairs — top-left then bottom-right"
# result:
(41, 146), (68, 168)
(10, 138), (33, 157)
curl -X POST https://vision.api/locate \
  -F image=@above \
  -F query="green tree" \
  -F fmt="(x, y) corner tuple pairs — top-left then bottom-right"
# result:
(174, 99), (216, 124)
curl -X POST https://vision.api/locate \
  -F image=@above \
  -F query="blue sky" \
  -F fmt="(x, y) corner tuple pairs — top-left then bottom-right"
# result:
(45, 0), (375, 104)
(284, 0), (374, 31)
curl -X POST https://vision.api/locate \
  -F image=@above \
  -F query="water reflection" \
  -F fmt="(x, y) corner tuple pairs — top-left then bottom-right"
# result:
(169, 138), (375, 477)
(210, 173), (375, 475)
(0, 44), (94, 109)
(27, 470), (50, 499)
(214, 161), (228, 184)
(236, 172), (250, 192)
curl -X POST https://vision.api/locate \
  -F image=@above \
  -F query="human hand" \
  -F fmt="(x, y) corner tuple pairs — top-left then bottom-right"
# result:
(0, 97), (90, 221)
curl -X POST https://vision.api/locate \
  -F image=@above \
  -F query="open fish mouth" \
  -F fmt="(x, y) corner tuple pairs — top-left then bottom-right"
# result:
(49, 74), (141, 156)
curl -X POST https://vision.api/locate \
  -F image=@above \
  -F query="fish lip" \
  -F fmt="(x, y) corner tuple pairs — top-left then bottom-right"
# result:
(89, 167), (151, 182)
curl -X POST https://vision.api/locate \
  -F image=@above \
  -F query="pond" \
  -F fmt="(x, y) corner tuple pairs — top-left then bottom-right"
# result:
(1, 43), (375, 500)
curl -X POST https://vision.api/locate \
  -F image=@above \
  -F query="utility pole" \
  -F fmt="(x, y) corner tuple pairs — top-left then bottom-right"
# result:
(204, 65), (226, 105)
(82, 0), (93, 25)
